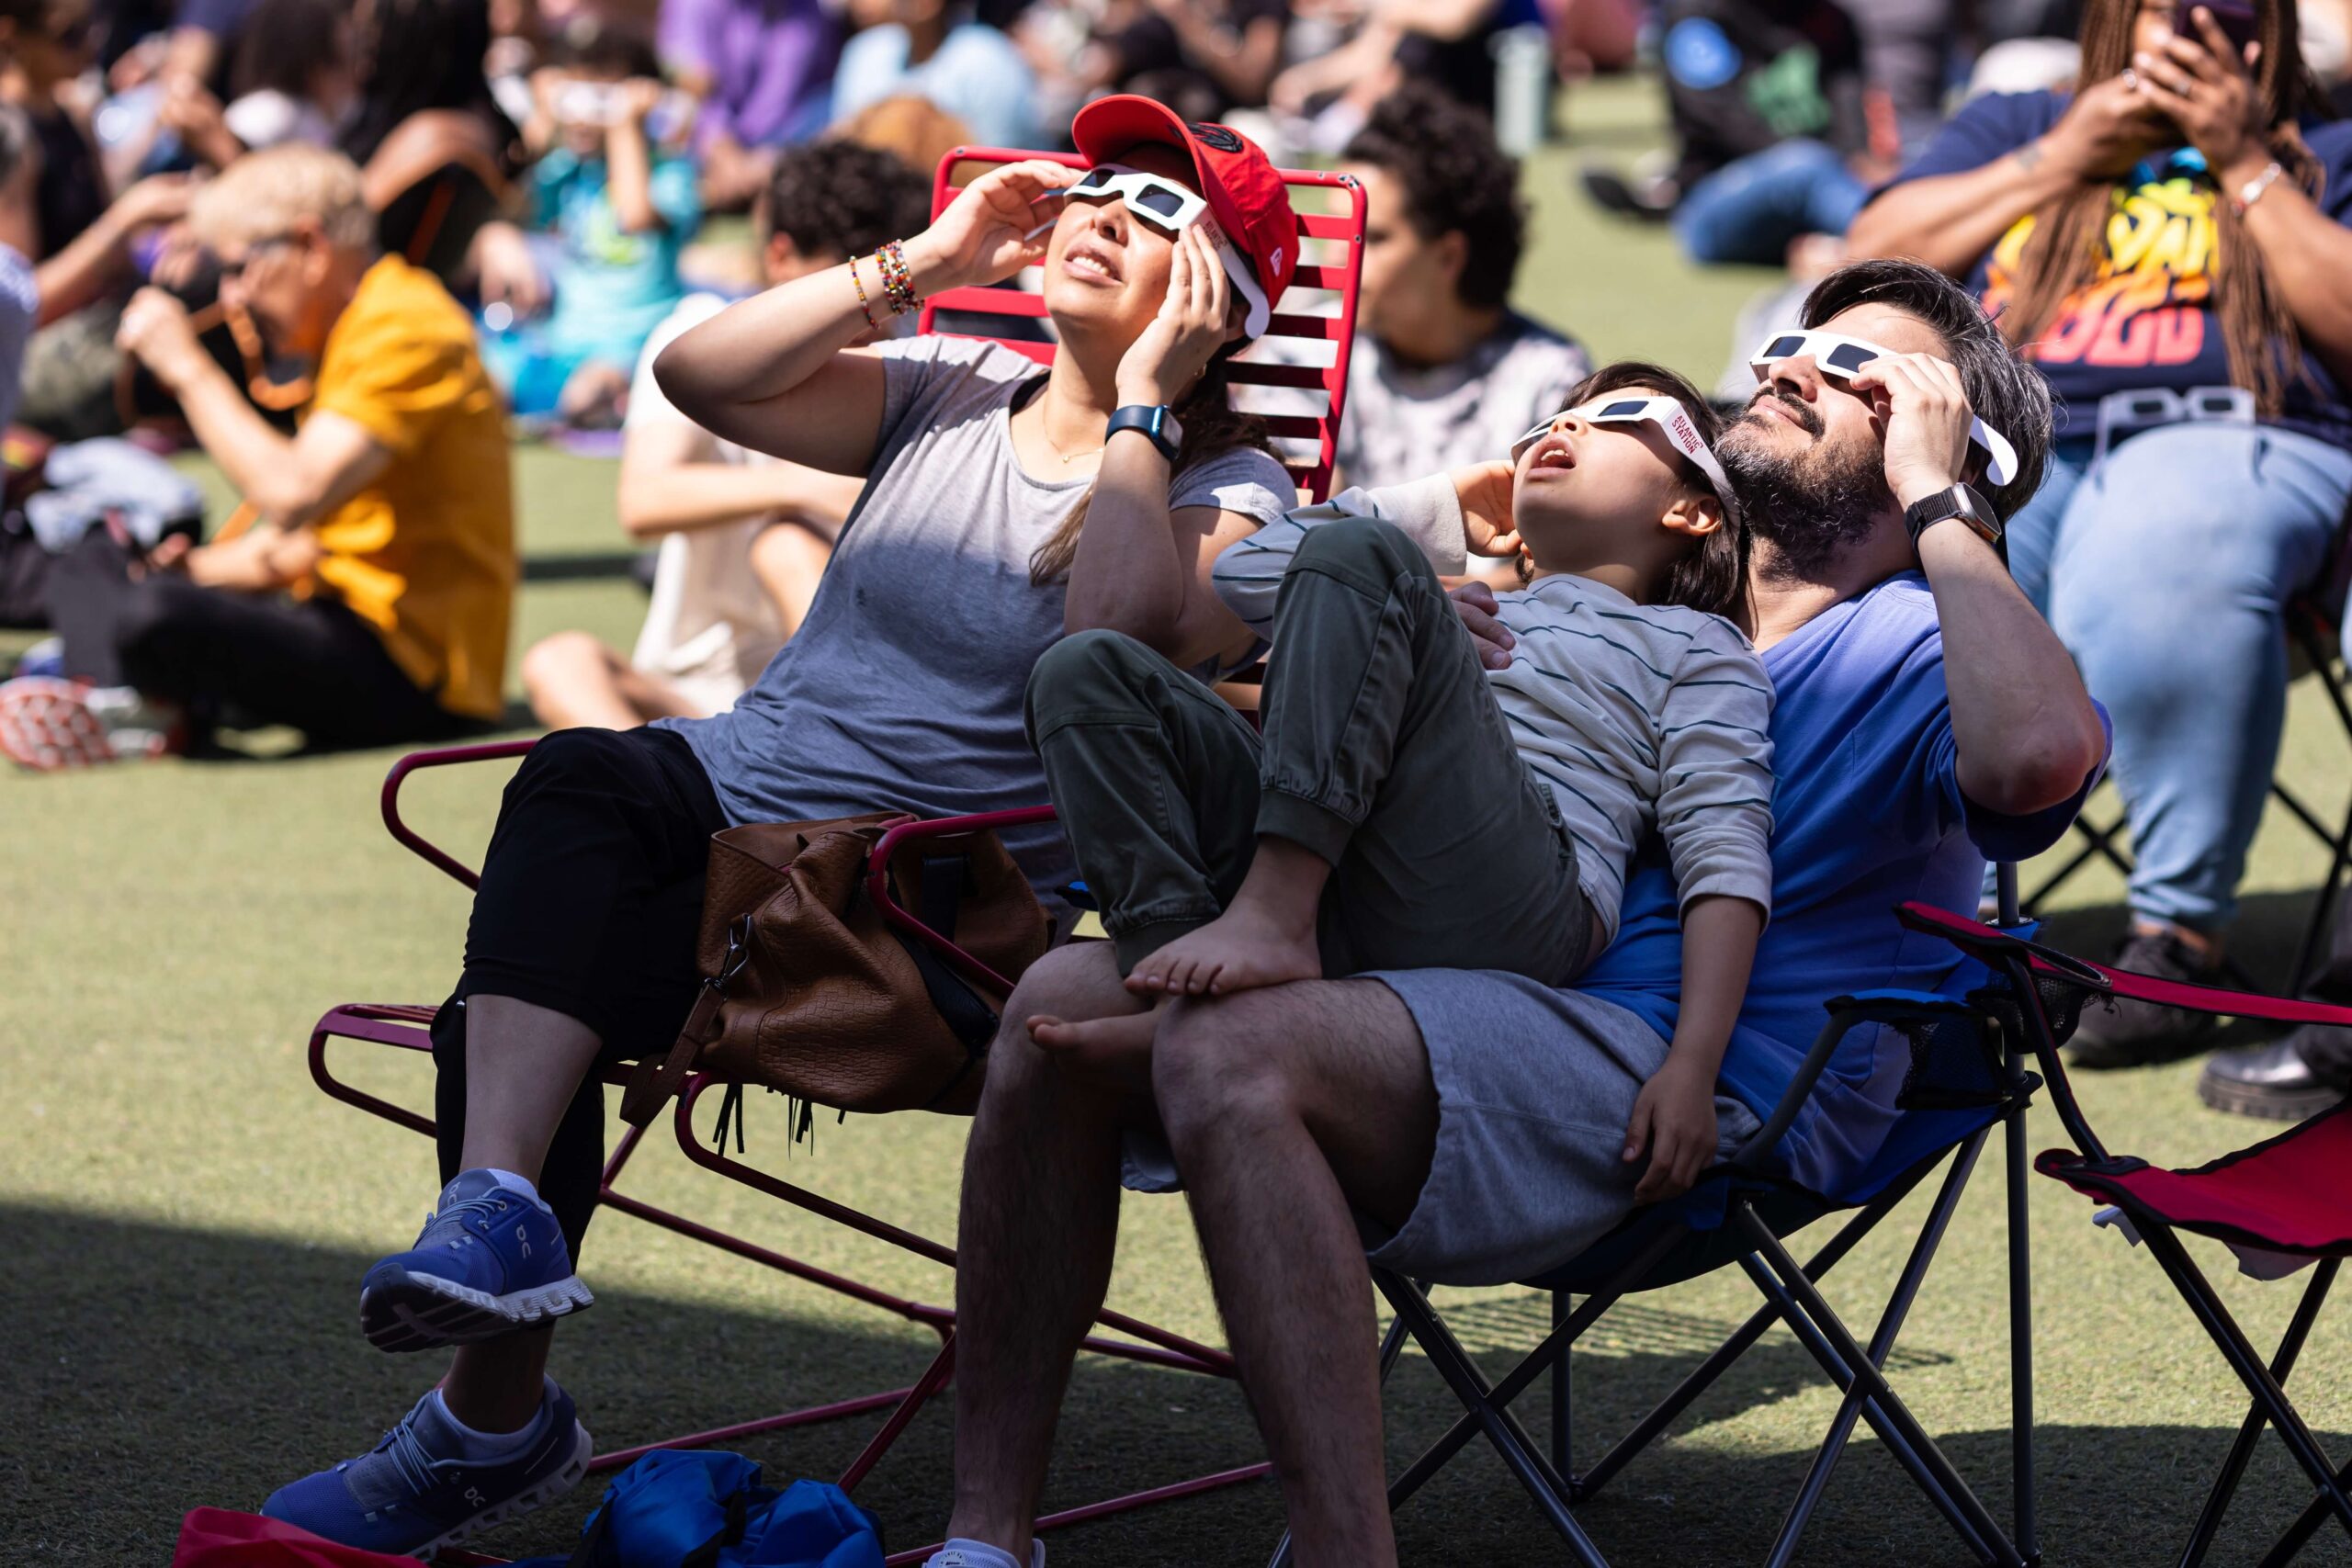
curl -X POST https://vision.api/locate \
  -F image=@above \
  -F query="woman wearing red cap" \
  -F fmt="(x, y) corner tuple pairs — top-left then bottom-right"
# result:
(254, 102), (1312, 1556)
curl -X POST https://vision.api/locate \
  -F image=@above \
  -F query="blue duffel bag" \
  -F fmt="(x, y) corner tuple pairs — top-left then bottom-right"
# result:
(511, 1450), (884, 1568)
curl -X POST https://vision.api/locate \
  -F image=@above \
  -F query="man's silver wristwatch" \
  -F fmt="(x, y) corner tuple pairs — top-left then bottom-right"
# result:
(1904, 482), (2002, 550)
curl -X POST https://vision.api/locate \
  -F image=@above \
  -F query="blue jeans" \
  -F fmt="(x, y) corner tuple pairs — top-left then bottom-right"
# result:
(1673, 140), (1869, 266)
(2005, 423), (2352, 931)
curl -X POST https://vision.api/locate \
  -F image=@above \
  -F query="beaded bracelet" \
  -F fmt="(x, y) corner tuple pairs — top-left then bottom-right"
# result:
(849, 254), (879, 332)
(876, 239), (919, 316)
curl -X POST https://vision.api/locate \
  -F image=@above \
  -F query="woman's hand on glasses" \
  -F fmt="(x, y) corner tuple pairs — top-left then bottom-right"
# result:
(1114, 224), (1240, 412)
(2132, 8), (2268, 179)
(904, 159), (1080, 298)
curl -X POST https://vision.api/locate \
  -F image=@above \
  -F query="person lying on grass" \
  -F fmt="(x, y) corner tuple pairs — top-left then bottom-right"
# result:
(1027, 359), (1776, 1201)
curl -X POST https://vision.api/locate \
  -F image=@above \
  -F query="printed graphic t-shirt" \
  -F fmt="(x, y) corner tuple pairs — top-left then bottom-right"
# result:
(1883, 90), (2352, 444)
(1660, 0), (1868, 191)
(534, 148), (702, 366)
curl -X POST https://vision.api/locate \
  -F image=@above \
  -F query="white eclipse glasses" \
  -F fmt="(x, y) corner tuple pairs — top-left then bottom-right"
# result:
(1748, 329), (2018, 488)
(1061, 163), (1271, 336)
(1510, 394), (1739, 520)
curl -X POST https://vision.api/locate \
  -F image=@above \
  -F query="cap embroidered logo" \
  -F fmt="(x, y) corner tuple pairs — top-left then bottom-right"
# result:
(1191, 123), (1244, 152)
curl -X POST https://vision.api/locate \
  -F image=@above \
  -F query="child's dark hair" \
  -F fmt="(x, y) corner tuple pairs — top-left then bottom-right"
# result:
(231, 0), (346, 103)
(546, 17), (662, 80)
(1340, 82), (1525, 310)
(763, 140), (932, 264)
(1548, 359), (1748, 622)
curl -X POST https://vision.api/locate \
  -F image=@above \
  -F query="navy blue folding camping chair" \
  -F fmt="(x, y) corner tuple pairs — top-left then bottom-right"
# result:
(1293, 873), (2063, 1568)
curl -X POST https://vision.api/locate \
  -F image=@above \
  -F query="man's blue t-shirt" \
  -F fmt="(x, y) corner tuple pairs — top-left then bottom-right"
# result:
(1881, 91), (2352, 445)
(1579, 572), (2107, 1196)
(535, 148), (701, 367)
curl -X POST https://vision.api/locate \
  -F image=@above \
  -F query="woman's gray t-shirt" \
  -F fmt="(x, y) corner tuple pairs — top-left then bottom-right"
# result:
(661, 333), (1295, 897)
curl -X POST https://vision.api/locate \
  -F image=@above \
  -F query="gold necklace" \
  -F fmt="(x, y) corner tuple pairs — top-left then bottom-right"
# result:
(1044, 426), (1105, 465)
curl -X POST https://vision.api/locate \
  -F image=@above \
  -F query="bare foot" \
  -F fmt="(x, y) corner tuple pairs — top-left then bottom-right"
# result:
(1028, 1009), (1159, 1094)
(1125, 905), (1322, 998)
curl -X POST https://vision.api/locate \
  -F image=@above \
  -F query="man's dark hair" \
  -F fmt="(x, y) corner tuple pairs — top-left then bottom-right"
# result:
(763, 141), (933, 264)
(1798, 258), (2054, 520)
(1342, 83), (1525, 310)
(1550, 359), (1748, 622)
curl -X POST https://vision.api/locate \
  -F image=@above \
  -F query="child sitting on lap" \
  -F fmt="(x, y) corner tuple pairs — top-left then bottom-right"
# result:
(1029, 361), (1775, 1190)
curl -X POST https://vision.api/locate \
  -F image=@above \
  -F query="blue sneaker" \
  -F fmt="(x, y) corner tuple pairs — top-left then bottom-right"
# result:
(360, 1170), (594, 1351)
(263, 1379), (593, 1556)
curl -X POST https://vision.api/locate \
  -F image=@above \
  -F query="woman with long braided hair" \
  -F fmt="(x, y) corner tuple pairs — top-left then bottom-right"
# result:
(1849, 0), (2352, 1069)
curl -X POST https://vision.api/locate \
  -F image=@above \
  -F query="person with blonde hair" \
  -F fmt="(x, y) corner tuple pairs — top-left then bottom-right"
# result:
(0, 141), (517, 769)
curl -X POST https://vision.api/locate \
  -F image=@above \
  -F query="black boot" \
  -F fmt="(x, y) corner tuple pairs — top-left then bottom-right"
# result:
(2067, 928), (2221, 1069)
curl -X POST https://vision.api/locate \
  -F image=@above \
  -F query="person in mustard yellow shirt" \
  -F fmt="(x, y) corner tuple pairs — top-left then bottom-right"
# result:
(0, 142), (517, 770)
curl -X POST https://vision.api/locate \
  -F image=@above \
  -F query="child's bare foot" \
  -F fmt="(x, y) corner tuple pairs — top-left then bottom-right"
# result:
(1126, 904), (1322, 998)
(1028, 1009), (1158, 1094)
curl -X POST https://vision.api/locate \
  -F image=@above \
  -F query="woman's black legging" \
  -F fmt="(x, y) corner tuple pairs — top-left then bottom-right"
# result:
(429, 724), (726, 1258)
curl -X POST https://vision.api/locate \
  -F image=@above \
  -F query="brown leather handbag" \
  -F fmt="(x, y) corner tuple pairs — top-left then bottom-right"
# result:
(618, 812), (1049, 1134)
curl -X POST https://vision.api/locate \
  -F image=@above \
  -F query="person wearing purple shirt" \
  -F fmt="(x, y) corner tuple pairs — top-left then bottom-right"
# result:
(659, 0), (839, 209)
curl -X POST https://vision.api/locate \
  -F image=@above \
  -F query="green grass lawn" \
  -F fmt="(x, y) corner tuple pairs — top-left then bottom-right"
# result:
(6, 74), (2351, 1566)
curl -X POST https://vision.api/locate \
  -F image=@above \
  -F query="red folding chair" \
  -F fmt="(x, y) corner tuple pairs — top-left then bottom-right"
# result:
(308, 146), (1365, 1564)
(1897, 901), (2352, 1566)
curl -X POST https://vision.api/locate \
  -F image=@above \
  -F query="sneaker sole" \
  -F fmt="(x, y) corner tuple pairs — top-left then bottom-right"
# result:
(360, 1269), (595, 1352)
(0, 679), (117, 771)
(407, 1418), (594, 1560)
(2196, 1070), (2346, 1122)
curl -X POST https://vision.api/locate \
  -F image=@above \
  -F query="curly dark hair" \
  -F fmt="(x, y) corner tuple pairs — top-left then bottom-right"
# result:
(1539, 360), (1748, 622)
(762, 140), (933, 265)
(1341, 81), (1527, 310)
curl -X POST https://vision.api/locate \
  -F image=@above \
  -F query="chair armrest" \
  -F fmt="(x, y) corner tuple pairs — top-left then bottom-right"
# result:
(1729, 990), (1983, 1171)
(381, 740), (538, 889)
(1899, 899), (2352, 1029)
(866, 805), (1059, 996)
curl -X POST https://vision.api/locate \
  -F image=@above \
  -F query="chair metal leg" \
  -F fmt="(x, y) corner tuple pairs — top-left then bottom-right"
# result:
(1737, 1209), (2023, 1568)
(1764, 1134), (1986, 1568)
(1574, 1177), (1917, 1501)
(1374, 1275), (1611, 1568)
(1552, 1290), (1572, 1480)
(2256, 1457), (2352, 1568)
(2177, 1258), (2343, 1568)
(2005, 1087), (2040, 1566)
(2139, 1228), (2352, 1546)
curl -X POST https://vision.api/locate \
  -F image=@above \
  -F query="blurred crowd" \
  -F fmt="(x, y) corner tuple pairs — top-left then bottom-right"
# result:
(0, 0), (2350, 1097)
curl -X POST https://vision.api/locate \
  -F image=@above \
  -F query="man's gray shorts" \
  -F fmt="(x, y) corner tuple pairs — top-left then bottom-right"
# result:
(1121, 971), (1759, 1288)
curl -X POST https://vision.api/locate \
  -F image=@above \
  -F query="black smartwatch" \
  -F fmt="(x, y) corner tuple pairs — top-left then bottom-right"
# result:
(1106, 403), (1183, 462)
(1904, 482), (2003, 551)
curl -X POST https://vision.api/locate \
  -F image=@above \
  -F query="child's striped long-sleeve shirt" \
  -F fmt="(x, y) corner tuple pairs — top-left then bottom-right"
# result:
(1213, 474), (1778, 947)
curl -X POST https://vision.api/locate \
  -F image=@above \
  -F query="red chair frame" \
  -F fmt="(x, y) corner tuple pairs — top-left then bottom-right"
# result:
(1898, 900), (2352, 1565)
(309, 149), (1366, 1562)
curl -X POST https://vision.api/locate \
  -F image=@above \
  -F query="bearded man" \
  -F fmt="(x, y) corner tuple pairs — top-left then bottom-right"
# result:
(920, 257), (2111, 1568)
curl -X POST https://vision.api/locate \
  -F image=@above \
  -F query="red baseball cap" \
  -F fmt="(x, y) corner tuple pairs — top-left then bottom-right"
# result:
(1070, 94), (1298, 339)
